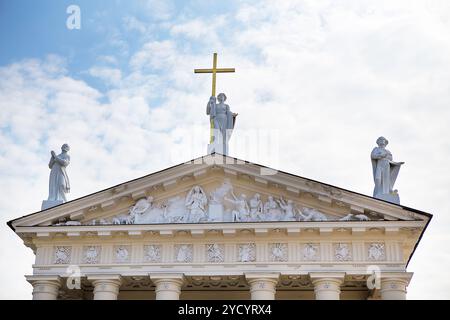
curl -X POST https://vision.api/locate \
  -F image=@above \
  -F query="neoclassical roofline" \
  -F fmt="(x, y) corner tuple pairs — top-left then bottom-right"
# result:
(7, 153), (432, 231)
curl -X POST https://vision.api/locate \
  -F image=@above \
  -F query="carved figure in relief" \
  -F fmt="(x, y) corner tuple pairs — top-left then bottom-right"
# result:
(185, 185), (208, 223)
(340, 213), (370, 221)
(303, 244), (318, 260)
(162, 196), (188, 223)
(298, 207), (328, 221)
(335, 243), (351, 261)
(249, 193), (264, 221)
(176, 245), (192, 262)
(207, 244), (224, 262)
(264, 196), (282, 221)
(225, 192), (250, 222)
(210, 179), (233, 204)
(368, 243), (385, 260)
(277, 197), (297, 221)
(115, 246), (129, 262)
(271, 243), (287, 261)
(145, 245), (161, 262)
(239, 244), (254, 262)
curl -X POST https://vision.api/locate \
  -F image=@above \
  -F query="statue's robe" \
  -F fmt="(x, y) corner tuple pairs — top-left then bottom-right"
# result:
(206, 99), (235, 154)
(48, 153), (70, 202)
(371, 147), (401, 197)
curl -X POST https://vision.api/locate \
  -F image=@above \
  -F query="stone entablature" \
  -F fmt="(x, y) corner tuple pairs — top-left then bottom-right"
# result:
(28, 221), (411, 270)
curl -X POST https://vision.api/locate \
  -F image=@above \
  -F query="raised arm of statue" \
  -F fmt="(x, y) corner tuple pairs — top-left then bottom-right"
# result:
(48, 153), (56, 169)
(206, 96), (216, 116)
(55, 154), (70, 167)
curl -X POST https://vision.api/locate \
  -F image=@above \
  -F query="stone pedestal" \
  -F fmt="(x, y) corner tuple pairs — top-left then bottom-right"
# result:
(88, 275), (122, 300)
(374, 192), (400, 205)
(245, 273), (279, 300)
(310, 273), (345, 300)
(151, 274), (184, 300)
(41, 200), (64, 210)
(26, 275), (61, 300)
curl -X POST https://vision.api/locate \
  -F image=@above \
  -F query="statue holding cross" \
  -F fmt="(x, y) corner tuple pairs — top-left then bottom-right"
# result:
(195, 53), (237, 155)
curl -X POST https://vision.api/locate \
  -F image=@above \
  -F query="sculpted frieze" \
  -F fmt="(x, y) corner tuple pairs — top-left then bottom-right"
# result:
(59, 180), (375, 226)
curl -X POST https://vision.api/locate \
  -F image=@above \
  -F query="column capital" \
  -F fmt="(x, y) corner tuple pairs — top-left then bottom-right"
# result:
(245, 272), (280, 284)
(88, 275), (122, 300)
(245, 273), (280, 300)
(309, 272), (346, 283)
(150, 274), (185, 300)
(309, 273), (345, 300)
(150, 273), (185, 284)
(379, 272), (412, 300)
(380, 272), (413, 283)
(26, 275), (62, 300)
(87, 274), (122, 283)
(25, 275), (62, 284)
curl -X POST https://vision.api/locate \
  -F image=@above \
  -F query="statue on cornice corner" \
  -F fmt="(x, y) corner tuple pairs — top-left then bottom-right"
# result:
(42, 144), (71, 210)
(371, 136), (404, 204)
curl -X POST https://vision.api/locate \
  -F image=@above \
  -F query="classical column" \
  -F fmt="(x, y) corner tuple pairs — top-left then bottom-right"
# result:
(310, 273), (345, 300)
(150, 274), (185, 300)
(26, 275), (61, 300)
(88, 275), (122, 300)
(245, 273), (280, 300)
(380, 273), (413, 300)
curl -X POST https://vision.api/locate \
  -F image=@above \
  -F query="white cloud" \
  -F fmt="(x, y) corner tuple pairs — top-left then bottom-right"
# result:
(2, 0), (450, 299)
(88, 66), (123, 86)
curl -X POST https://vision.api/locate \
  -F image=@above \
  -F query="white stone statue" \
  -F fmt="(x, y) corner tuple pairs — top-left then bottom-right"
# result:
(298, 207), (328, 221)
(249, 193), (264, 221)
(185, 185), (208, 223)
(42, 144), (70, 210)
(225, 192), (250, 222)
(277, 197), (297, 221)
(264, 196), (282, 221)
(371, 136), (404, 204)
(206, 93), (236, 155)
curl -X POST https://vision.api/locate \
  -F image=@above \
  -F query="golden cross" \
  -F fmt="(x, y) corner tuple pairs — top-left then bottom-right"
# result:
(194, 53), (235, 97)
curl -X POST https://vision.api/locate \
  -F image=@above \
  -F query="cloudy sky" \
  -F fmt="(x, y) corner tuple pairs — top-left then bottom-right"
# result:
(1, 0), (450, 299)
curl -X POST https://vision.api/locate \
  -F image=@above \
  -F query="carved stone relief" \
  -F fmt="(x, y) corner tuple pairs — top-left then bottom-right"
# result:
(144, 245), (162, 263)
(54, 246), (71, 264)
(77, 179), (369, 226)
(175, 244), (193, 263)
(206, 243), (224, 263)
(334, 243), (352, 261)
(83, 246), (101, 264)
(269, 243), (288, 262)
(238, 243), (256, 262)
(368, 243), (385, 261)
(114, 245), (131, 263)
(302, 243), (320, 261)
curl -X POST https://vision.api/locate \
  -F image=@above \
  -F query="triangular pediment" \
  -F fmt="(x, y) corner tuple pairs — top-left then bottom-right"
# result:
(8, 154), (431, 229)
